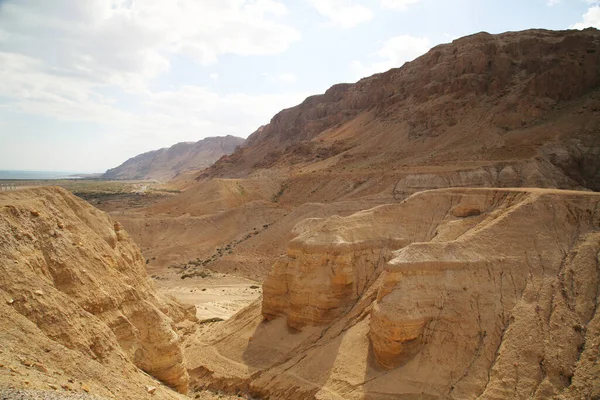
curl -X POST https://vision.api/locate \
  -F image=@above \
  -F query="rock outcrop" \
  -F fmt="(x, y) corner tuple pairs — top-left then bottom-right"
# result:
(261, 193), (461, 329)
(0, 187), (195, 398)
(262, 246), (390, 330)
(87, 29), (600, 398)
(103, 135), (244, 181)
(187, 188), (600, 399)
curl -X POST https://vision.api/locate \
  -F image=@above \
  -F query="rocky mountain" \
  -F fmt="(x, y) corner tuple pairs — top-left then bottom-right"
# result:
(92, 28), (600, 399)
(122, 28), (600, 278)
(103, 135), (244, 181)
(202, 29), (600, 194)
(0, 187), (198, 398)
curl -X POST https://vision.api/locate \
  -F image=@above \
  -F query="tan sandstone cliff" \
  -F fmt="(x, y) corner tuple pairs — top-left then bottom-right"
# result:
(186, 187), (600, 399)
(0, 187), (197, 399)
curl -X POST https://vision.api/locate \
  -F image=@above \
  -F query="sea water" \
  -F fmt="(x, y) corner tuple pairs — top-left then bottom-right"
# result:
(0, 170), (84, 180)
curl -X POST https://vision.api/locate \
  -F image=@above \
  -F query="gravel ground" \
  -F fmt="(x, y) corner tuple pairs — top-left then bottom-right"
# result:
(0, 389), (106, 400)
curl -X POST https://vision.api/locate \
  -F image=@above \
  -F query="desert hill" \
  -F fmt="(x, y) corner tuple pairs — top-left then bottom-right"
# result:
(103, 135), (244, 182)
(5, 28), (600, 400)
(0, 187), (235, 399)
(113, 28), (600, 280)
(101, 29), (600, 398)
(202, 29), (600, 194)
(186, 187), (600, 399)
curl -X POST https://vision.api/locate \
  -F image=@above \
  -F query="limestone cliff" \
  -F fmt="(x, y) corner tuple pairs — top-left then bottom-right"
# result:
(202, 28), (600, 197)
(187, 188), (600, 399)
(0, 187), (195, 398)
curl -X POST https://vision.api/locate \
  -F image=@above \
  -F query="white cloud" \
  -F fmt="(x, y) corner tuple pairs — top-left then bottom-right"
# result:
(144, 86), (308, 131)
(380, 0), (421, 10)
(262, 72), (299, 84)
(351, 35), (431, 78)
(0, 2), (303, 125)
(108, 87), (311, 168)
(0, 0), (301, 90)
(547, 0), (561, 6)
(571, 5), (600, 29)
(0, 1), (169, 92)
(0, 51), (310, 171)
(0, 0), (307, 171)
(0, 52), (132, 123)
(0, 49), (308, 140)
(245, 0), (291, 17)
(308, 0), (373, 28)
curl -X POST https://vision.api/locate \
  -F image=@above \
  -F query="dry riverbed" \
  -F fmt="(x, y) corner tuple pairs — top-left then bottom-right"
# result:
(148, 265), (262, 321)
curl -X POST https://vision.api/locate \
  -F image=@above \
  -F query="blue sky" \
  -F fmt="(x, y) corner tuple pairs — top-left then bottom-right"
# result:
(0, 0), (598, 173)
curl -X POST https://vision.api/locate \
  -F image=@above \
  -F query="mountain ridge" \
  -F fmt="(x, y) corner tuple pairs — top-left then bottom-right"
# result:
(4, 27), (600, 400)
(103, 135), (244, 181)
(199, 28), (600, 193)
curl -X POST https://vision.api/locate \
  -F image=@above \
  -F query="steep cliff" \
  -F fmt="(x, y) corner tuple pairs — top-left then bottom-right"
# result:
(0, 187), (196, 398)
(202, 29), (600, 195)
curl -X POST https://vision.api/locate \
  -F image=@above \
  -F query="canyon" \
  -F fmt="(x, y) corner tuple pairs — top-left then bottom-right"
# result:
(119, 28), (600, 280)
(187, 187), (600, 399)
(2, 28), (600, 399)
(0, 187), (194, 399)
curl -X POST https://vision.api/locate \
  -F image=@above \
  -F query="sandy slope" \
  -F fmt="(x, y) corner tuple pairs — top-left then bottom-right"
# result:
(148, 265), (262, 321)
(20, 28), (598, 400)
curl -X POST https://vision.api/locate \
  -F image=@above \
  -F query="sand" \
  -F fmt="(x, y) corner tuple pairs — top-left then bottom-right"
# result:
(148, 265), (262, 321)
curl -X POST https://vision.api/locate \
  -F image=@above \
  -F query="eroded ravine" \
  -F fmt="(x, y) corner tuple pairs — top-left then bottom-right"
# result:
(185, 188), (600, 400)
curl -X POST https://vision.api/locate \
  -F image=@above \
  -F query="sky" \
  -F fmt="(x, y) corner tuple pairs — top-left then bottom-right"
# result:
(0, 0), (599, 173)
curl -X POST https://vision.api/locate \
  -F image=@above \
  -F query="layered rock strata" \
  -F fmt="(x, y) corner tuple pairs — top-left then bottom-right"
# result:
(0, 187), (194, 395)
(189, 188), (600, 399)
(203, 28), (600, 194)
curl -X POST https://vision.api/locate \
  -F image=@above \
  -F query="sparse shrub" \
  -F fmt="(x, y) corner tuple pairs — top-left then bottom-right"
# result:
(271, 182), (289, 203)
(199, 317), (224, 324)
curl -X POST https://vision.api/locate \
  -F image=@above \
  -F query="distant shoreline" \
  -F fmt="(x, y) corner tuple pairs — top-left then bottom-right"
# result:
(0, 170), (102, 180)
